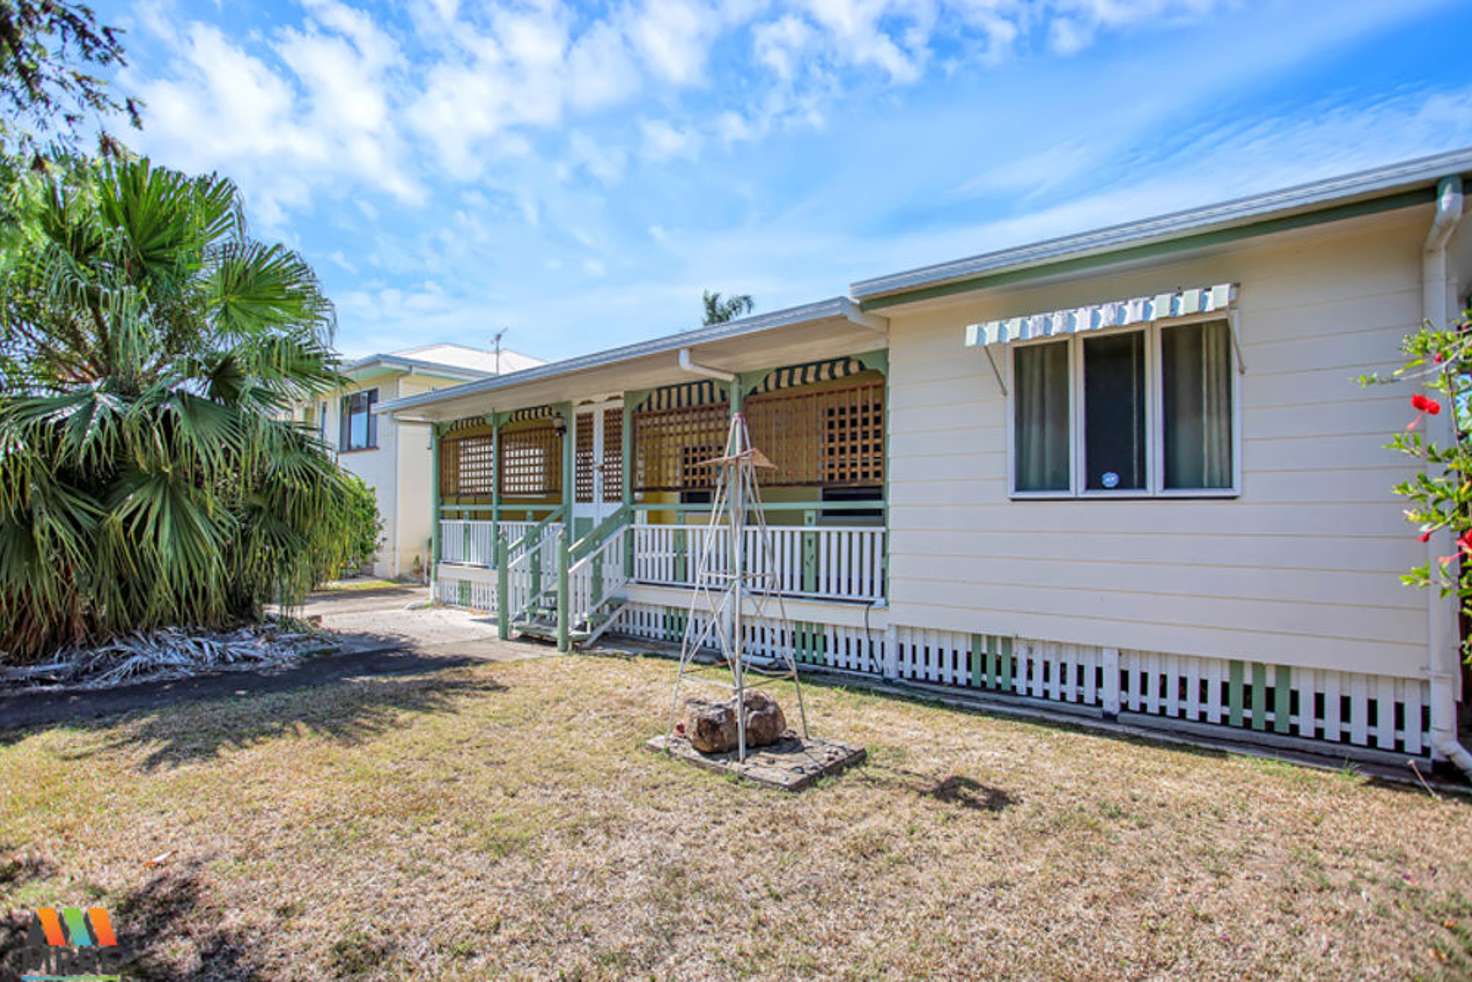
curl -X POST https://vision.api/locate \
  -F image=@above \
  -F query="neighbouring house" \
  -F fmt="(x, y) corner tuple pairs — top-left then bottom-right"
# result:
(301, 343), (543, 578)
(379, 147), (1472, 768)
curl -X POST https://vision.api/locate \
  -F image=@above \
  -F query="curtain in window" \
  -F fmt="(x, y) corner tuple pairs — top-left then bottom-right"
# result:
(1162, 320), (1232, 489)
(1014, 341), (1070, 492)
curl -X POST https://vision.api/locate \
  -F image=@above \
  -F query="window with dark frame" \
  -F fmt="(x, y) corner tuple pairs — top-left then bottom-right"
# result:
(1082, 331), (1147, 491)
(340, 388), (378, 451)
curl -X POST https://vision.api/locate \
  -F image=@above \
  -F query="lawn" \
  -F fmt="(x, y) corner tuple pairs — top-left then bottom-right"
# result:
(3, 653), (1471, 980)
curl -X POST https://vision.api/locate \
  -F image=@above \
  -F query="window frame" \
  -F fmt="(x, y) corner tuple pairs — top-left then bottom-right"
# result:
(1005, 314), (1241, 500)
(340, 387), (379, 452)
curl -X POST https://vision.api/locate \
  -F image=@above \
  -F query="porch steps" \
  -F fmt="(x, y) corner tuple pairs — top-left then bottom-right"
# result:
(511, 596), (628, 646)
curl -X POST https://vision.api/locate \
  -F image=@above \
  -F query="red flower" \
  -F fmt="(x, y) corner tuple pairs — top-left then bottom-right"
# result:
(1412, 393), (1442, 415)
(1434, 352), (1446, 363)
(1420, 530), (1433, 543)
(1459, 530), (1472, 557)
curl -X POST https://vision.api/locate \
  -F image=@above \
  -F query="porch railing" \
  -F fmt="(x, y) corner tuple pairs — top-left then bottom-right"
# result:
(439, 516), (885, 605)
(631, 521), (885, 603)
(439, 520), (549, 567)
(567, 524), (631, 638)
(503, 519), (563, 620)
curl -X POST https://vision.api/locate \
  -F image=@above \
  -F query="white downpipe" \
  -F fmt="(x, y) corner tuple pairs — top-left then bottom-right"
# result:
(678, 347), (735, 382)
(1423, 175), (1468, 776)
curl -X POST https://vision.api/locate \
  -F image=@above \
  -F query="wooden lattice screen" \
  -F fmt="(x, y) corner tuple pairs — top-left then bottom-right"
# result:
(634, 403), (728, 492)
(603, 407), (623, 502)
(633, 376), (884, 491)
(440, 428), (495, 500)
(574, 411), (596, 503)
(500, 419), (561, 497)
(746, 380), (884, 487)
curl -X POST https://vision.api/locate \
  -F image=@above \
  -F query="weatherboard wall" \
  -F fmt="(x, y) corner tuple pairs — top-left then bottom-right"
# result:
(882, 205), (1435, 679)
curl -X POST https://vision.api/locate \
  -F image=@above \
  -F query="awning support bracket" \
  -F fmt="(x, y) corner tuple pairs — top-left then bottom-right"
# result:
(982, 346), (1007, 397)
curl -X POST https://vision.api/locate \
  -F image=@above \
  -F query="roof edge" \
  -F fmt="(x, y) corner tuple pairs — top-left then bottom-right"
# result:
(343, 354), (495, 382)
(378, 296), (860, 416)
(851, 146), (1472, 303)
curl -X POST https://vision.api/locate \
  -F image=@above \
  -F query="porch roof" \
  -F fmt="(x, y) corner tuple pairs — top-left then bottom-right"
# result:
(378, 297), (888, 423)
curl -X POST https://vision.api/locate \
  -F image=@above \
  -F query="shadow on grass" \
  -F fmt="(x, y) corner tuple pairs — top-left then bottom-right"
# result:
(0, 859), (258, 981)
(111, 861), (261, 981)
(857, 767), (1018, 813)
(4, 652), (506, 771)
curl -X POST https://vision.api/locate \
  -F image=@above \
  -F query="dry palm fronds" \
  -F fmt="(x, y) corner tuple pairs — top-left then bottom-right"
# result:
(0, 624), (334, 691)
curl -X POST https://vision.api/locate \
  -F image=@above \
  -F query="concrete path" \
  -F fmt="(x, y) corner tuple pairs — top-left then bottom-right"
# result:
(0, 587), (553, 733)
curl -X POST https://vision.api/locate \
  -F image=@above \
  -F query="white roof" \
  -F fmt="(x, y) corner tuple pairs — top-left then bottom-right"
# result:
(390, 343), (543, 375)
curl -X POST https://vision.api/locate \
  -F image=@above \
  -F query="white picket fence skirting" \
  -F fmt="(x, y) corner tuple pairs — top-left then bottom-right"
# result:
(427, 575), (1433, 761)
(605, 607), (1433, 760)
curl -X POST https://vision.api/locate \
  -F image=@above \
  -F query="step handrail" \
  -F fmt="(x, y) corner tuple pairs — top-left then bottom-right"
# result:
(510, 506), (565, 555)
(569, 504), (631, 564)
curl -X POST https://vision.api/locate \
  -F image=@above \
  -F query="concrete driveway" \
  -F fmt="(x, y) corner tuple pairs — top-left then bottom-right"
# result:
(299, 585), (552, 662)
(1, 587), (552, 733)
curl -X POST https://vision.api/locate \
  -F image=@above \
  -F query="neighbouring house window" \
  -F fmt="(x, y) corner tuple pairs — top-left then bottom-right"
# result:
(318, 401), (327, 441)
(341, 389), (378, 451)
(1013, 340), (1070, 492)
(1009, 318), (1236, 497)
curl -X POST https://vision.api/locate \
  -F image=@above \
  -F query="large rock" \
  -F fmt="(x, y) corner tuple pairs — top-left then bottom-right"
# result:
(681, 691), (787, 753)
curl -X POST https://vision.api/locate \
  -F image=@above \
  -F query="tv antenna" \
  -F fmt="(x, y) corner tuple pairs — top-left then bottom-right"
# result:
(491, 328), (507, 374)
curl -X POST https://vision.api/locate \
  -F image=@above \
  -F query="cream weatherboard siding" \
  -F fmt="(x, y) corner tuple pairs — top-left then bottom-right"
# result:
(884, 204), (1441, 680)
(392, 376), (440, 580)
(323, 375), (403, 578)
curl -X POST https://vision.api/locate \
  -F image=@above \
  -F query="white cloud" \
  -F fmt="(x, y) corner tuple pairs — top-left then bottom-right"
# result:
(754, 14), (817, 80)
(641, 118), (701, 160)
(566, 21), (642, 110)
(567, 131), (629, 185)
(627, 0), (716, 86)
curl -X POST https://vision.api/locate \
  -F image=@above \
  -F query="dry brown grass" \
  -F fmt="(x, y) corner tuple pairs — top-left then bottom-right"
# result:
(3, 654), (1472, 980)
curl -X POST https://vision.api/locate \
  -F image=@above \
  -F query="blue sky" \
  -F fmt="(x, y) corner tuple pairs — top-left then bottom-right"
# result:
(96, 0), (1472, 361)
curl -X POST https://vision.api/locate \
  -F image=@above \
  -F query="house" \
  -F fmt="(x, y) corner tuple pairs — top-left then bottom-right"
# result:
(304, 343), (543, 578)
(379, 147), (1472, 769)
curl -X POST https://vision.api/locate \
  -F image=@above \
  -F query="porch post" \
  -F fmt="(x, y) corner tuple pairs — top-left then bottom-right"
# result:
(557, 401), (574, 652)
(429, 422), (442, 596)
(490, 412), (502, 540)
(496, 531), (510, 640)
(621, 392), (639, 578)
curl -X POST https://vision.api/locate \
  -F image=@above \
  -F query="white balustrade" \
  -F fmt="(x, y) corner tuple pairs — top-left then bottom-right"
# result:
(630, 521), (884, 603)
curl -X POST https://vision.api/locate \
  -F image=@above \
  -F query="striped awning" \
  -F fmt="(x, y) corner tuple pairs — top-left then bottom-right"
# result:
(506, 405), (558, 422)
(964, 283), (1238, 347)
(750, 355), (872, 395)
(637, 380), (729, 412)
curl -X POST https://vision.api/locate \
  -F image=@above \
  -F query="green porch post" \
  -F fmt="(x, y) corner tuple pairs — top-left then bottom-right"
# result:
(622, 392), (639, 577)
(490, 412), (502, 540)
(557, 401), (574, 652)
(496, 531), (510, 640)
(429, 423), (442, 595)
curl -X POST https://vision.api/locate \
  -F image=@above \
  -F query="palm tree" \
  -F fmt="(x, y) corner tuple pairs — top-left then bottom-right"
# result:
(702, 290), (754, 325)
(0, 156), (356, 662)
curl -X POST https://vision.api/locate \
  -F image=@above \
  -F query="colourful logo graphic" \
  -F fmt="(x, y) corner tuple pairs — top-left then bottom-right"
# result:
(14, 907), (125, 982)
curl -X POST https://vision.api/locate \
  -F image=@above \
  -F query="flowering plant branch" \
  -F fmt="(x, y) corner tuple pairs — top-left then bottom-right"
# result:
(1360, 304), (1472, 657)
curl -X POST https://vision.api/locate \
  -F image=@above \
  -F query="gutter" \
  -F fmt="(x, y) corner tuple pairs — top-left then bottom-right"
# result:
(344, 354), (493, 384)
(1423, 175), (1471, 778)
(677, 348), (735, 382)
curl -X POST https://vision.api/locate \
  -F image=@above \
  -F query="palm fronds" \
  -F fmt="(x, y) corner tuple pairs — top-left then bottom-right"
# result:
(0, 156), (356, 663)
